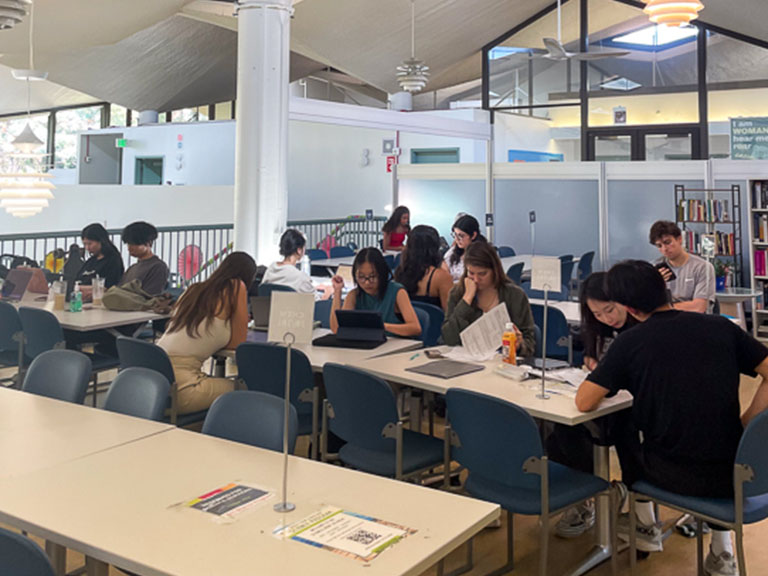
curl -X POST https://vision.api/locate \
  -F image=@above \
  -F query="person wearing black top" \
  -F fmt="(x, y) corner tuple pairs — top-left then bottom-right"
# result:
(394, 225), (453, 310)
(76, 223), (124, 289)
(576, 260), (768, 570)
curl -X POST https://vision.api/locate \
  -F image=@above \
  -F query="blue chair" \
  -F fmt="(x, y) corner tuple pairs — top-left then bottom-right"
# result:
(384, 254), (396, 270)
(445, 389), (610, 576)
(103, 367), (170, 421)
(506, 262), (524, 285)
(314, 298), (332, 329)
(392, 253), (402, 271)
(413, 306), (430, 346)
(0, 526), (55, 576)
(322, 363), (447, 480)
(236, 342), (318, 457)
(558, 254), (574, 262)
(330, 246), (354, 258)
(521, 282), (569, 302)
(306, 248), (327, 261)
(497, 246), (516, 257)
(18, 307), (119, 406)
(346, 241), (359, 251)
(561, 259), (576, 293)
(258, 283), (295, 297)
(202, 390), (298, 453)
(22, 349), (91, 404)
(629, 409), (768, 576)
(116, 336), (207, 427)
(0, 301), (25, 387)
(576, 251), (595, 283)
(411, 301), (444, 347)
(531, 303), (574, 364)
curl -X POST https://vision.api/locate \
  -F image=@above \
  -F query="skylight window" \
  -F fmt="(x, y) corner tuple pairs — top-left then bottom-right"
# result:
(612, 24), (698, 48)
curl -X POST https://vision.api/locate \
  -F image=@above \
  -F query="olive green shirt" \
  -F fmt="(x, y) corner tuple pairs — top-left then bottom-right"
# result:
(441, 282), (536, 357)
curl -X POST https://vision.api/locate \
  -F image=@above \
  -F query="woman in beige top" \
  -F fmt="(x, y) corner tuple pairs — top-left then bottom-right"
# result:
(158, 252), (256, 414)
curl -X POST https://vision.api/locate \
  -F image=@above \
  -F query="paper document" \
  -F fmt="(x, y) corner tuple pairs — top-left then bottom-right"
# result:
(274, 506), (416, 563)
(183, 483), (273, 520)
(458, 303), (511, 360)
(528, 367), (588, 387)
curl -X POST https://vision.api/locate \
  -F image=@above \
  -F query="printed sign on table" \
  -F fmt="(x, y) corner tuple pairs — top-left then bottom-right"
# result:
(531, 257), (561, 292)
(268, 292), (315, 344)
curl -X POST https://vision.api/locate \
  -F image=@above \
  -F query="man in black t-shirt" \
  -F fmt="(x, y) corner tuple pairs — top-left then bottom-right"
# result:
(575, 261), (768, 574)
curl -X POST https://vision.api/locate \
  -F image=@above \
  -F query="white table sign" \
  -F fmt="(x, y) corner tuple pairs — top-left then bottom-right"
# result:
(531, 257), (561, 292)
(268, 292), (315, 344)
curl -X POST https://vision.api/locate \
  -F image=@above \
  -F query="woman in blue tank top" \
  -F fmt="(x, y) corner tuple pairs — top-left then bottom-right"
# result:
(330, 248), (421, 338)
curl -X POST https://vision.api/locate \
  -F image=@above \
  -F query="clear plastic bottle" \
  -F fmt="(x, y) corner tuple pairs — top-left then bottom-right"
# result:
(501, 322), (517, 365)
(300, 254), (311, 276)
(70, 281), (83, 312)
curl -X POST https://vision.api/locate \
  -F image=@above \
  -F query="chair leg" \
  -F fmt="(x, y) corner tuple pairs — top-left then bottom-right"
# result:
(735, 524), (747, 576)
(311, 387), (320, 461)
(91, 372), (98, 407)
(629, 493), (637, 575)
(539, 513), (549, 576)
(696, 518), (704, 576)
(610, 488), (619, 576)
(485, 512), (515, 576)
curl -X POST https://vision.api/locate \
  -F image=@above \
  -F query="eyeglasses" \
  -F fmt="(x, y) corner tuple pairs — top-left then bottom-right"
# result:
(356, 274), (378, 284)
(451, 231), (469, 240)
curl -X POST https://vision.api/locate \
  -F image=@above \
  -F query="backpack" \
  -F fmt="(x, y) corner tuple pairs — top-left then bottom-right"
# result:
(102, 279), (173, 314)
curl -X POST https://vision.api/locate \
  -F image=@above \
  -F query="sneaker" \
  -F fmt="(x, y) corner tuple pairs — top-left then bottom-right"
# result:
(610, 481), (628, 514)
(704, 546), (738, 576)
(616, 513), (663, 552)
(555, 500), (595, 538)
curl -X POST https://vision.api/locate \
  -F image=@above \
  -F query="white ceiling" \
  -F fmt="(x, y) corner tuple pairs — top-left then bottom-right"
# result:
(0, 0), (766, 116)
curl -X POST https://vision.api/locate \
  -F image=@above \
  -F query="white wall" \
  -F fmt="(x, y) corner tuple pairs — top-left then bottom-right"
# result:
(493, 113), (559, 161)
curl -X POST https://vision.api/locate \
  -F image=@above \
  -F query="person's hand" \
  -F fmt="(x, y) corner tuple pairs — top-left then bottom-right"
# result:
(513, 323), (523, 350)
(658, 266), (673, 282)
(331, 275), (344, 296)
(463, 277), (477, 305)
(583, 356), (598, 371)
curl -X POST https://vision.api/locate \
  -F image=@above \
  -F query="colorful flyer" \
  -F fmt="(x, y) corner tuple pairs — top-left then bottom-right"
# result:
(185, 483), (273, 520)
(273, 506), (416, 563)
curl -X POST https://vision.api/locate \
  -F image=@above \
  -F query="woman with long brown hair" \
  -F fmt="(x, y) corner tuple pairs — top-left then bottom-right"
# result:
(158, 251), (257, 414)
(441, 241), (535, 355)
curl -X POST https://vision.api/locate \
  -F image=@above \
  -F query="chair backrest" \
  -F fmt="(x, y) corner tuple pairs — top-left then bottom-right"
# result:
(506, 262), (524, 285)
(446, 389), (543, 492)
(0, 300), (22, 352)
(497, 246), (516, 257)
(521, 282), (568, 302)
(22, 350), (91, 404)
(236, 342), (314, 416)
(736, 409), (768, 497)
(558, 254), (574, 262)
(323, 363), (399, 452)
(413, 306), (430, 345)
(384, 254), (396, 270)
(576, 251), (595, 281)
(202, 391), (298, 453)
(306, 248), (327, 261)
(0, 526), (56, 576)
(17, 307), (64, 359)
(258, 283), (296, 297)
(530, 304), (570, 360)
(116, 337), (175, 384)
(314, 298), (332, 329)
(411, 301), (444, 347)
(561, 259), (576, 284)
(103, 367), (170, 421)
(329, 246), (354, 258)
(346, 241), (359, 251)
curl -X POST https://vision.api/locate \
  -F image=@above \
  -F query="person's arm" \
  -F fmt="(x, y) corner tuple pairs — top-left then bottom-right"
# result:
(742, 357), (768, 427)
(226, 280), (249, 349)
(329, 279), (356, 334)
(440, 284), (477, 346)
(388, 288), (421, 337)
(140, 261), (170, 295)
(672, 298), (708, 313)
(382, 231), (394, 251)
(583, 356), (599, 371)
(575, 380), (611, 412)
(675, 260), (716, 313)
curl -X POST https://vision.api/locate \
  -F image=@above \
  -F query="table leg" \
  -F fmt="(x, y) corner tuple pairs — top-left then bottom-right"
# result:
(45, 541), (66, 576)
(85, 557), (109, 576)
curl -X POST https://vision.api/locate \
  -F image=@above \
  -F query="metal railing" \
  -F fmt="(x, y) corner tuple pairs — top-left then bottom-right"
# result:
(0, 216), (385, 287)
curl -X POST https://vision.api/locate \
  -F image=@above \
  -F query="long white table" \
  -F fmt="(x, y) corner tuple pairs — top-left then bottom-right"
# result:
(0, 428), (499, 576)
(310, 251), (400, 270)
(528, 299), (581, 325)
(500, 254), (579, 275)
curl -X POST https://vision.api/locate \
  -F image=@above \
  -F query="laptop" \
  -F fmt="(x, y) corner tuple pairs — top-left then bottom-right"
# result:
(336, 264), (354, 290)
(313, 309), (386, 349)
(1, 268), (33, 302)
(249, 296), (271, 331)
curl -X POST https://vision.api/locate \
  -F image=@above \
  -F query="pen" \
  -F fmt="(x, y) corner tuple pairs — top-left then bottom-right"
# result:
(409, 353), (420, 361)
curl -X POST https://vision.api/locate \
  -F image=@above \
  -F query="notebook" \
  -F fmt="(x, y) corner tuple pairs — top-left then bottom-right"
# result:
(1, 268), (33, 302)
(405, 360), (485, 379)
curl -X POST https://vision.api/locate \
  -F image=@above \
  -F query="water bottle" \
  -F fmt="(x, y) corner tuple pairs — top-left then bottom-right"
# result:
(300, 254), (311, 276)
(70, 281), (83, 313)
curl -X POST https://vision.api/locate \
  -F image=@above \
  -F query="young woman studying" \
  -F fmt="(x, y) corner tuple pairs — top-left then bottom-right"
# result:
(157, 252), (256, 414)
(441, 241), (535, 355)
(381, 206), (410, 252)
(262, 229), (331, 299)
(394, 225), (453, 310)
(443, 214), (487, 282)
(330, 247), (421, 337)
(75, 223), (124, 289)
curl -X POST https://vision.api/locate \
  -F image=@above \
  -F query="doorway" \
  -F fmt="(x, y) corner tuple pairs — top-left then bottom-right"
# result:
(586, 126), (700, 161)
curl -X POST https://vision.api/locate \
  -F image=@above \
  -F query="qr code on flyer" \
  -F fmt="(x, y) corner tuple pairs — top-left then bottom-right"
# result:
(346, 529), (382, 546)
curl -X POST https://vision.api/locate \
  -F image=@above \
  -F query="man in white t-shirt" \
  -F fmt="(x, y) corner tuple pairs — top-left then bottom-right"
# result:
(649, 220), (715, 314)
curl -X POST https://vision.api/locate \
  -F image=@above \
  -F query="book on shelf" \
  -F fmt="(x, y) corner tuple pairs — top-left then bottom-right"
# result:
(677, 199), (730, 222)
(752, 181), (768, 210)
(683, 229), (735, 255)
(754, 214), (768, 242)
(755, 249), (768, 277)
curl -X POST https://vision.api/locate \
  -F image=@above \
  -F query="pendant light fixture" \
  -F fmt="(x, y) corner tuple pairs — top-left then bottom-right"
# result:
(0, 0), (54, 219)
(396, 0), (429, 93)
(0, 0), (30, 30)
(643, 0), (704, 27)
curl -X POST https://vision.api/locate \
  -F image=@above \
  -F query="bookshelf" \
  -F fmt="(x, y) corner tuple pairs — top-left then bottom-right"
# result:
(748, 179), (768, 342)
(674, 184), (743, 286)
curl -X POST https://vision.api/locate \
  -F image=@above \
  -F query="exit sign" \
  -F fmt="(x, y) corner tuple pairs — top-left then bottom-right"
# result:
(115, 138), (127, 148)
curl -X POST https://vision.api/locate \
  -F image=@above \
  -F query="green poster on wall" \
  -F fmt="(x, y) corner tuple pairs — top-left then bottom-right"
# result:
(731, 117), (768, 160)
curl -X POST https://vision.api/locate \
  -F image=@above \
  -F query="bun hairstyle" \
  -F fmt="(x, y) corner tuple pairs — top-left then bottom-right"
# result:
(279, 229), (307, 258)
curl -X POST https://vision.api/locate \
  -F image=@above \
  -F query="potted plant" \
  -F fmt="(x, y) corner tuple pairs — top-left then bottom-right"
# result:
(713, 259), (730, 292)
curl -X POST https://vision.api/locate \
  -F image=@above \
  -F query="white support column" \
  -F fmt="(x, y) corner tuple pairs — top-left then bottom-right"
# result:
(233, 0), (292, 264)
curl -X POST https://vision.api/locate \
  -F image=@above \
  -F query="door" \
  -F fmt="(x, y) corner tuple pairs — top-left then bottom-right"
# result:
(586, 125), (700, 161)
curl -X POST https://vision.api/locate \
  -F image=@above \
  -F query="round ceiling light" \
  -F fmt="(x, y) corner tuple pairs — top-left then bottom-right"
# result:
(643, 0), (704, 27)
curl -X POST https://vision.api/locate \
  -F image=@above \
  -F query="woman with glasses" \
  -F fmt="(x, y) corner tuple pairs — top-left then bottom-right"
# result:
(330, 247), (421, 337)
(442, 241), (535, 355)
(443, 214), (487, 282)
(394, 225), (453, 310)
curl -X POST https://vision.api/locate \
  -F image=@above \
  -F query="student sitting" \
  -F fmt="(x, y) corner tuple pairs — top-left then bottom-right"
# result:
(394, 225), (453, 310)
(157, 252), (256, 414)
(262, 229), (331, 299)
(75, 223), (124, 289)
(381, 205), (410, 252)
(576, 260), (768, 569)
(61, 243), (84, 286)
(443, 214), (487, 282)
(441, 241), (535, 356)
(120, 221), (169, 295)
(330, 247), (421, 338)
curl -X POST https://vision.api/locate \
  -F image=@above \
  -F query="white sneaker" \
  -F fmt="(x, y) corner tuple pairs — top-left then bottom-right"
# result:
(555, 501), (595, 538)
(616, 512), (663, 552)
(704, 546), (738, 576)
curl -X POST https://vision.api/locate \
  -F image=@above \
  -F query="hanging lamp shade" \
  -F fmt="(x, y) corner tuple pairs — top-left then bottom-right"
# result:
(0, 170), (55, 218)
(396, 0), (429, 93)
(0, 0), (30, 30)
(643, 0), (704, 27)
(11, 122), (45, 154)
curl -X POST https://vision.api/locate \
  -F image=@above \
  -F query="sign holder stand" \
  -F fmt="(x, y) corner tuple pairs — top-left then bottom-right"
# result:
(537, 283), (551, 400)
(274, 332), (296, 513)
